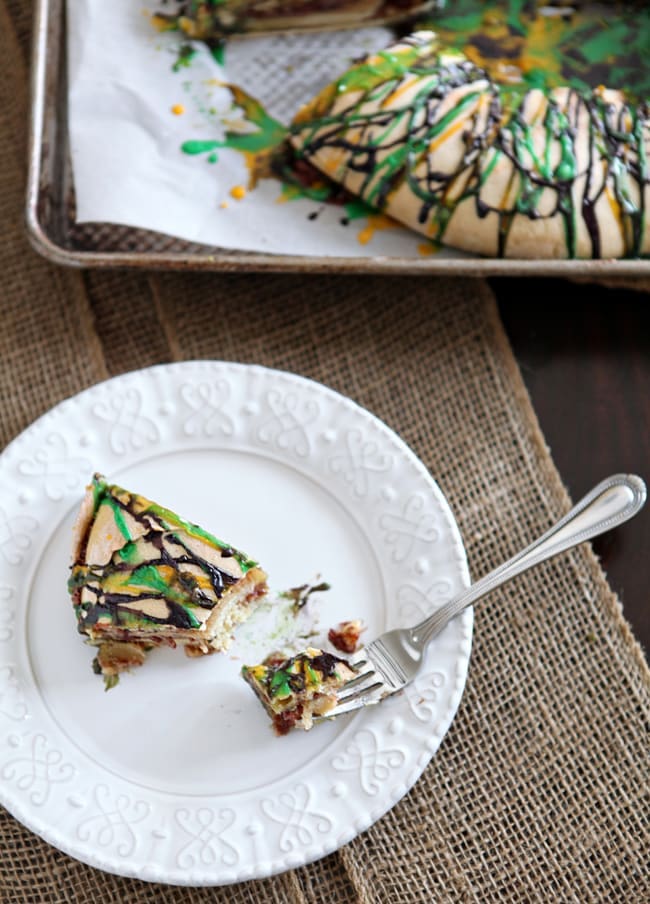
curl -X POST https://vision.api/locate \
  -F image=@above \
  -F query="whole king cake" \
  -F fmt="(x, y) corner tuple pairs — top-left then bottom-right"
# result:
(148, 3), (650, 261)
(155, 0), (436, 38)
(69, 474), (268, 685)
(289, 30), (650, 259)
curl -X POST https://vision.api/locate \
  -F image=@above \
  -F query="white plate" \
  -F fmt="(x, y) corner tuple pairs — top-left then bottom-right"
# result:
(0, 361), (472, 885)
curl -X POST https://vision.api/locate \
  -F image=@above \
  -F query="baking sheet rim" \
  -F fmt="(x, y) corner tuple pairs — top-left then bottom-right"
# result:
(26, 0), (650, 277)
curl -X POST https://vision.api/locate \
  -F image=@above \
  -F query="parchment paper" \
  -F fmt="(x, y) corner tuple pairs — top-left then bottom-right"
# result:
(67, 1), (451, 258)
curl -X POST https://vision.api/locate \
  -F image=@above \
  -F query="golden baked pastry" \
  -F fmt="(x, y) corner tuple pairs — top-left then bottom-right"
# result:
(290, 31), (650, 258)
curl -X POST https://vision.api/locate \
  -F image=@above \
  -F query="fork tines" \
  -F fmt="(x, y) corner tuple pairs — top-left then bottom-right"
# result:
(318, 653), (387, 720)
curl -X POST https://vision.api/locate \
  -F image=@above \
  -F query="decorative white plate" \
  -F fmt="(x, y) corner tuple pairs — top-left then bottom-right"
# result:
(0, 362), (472, 885)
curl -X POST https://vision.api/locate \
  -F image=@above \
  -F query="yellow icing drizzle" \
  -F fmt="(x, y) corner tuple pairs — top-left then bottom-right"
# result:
(357, 213), (397, 245)
(381, 75), (419, 109)
(428, 109), (474, 154)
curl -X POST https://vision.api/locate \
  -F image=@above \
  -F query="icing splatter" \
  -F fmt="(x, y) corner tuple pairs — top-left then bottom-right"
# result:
(181, 83), (288, 188)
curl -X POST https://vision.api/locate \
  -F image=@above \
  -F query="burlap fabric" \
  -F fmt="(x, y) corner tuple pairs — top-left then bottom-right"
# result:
(1, 5), (649, 903)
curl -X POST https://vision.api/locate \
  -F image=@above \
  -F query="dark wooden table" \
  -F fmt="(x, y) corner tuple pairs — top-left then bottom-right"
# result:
(495, 280), (649, 657)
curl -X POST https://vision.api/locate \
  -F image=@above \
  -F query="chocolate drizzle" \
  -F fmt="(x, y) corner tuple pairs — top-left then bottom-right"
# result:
(309, 651), (344, 677)
(71, 477), (246, 633)
(254, 649), (348, 698)
(150, 530), (239, 601)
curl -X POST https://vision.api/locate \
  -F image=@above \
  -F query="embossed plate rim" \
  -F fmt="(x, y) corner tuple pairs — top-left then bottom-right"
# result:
(0, 361), (472, 884)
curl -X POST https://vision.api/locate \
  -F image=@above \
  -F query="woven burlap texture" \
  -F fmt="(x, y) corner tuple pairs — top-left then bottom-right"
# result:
(2, 5), (649, 903)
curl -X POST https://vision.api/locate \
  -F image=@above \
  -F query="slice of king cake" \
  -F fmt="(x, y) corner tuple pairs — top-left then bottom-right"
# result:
(69, 474), (268, 685)
(242, 648), (356, 735)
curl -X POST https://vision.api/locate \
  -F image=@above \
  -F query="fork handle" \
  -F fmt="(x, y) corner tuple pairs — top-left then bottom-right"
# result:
(410, 474), (646, 648)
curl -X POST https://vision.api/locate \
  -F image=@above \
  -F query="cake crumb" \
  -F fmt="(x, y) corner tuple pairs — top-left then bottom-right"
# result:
(280, 581), (331, 613)
(328, 620), (364, 654)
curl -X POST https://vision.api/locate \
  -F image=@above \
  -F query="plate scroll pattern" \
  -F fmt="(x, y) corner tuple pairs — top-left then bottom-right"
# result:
(260, 783), (333, 853)
(76, 784), (150, 858)
(2, 732), (75, 806)
(0, 361), (472, 885)
(174, 807), (239, 868)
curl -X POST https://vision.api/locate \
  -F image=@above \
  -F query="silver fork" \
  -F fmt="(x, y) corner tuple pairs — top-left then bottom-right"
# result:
(322, 473), (646, 720)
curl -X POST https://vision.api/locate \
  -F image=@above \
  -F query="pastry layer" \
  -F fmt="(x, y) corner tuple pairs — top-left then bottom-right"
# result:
(242, 647), (356, 733)
(290, 31), (650, 259)
(69, 474), (268, 667)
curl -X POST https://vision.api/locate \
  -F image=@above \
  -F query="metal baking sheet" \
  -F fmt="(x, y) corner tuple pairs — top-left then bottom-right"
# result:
(26, 0), (650, 276)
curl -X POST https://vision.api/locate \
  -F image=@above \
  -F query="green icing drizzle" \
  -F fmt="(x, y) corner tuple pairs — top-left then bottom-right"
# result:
(211, 43), (226, 66)
(343, 199), (376, 221)
(103, 497), (132, 541)
(173, 43), (198, 72)
(71, 476), (263, 636)
(182, 140), (221, 155)
(146, 499), (257, 573)
(269, 669), (293, 699)
(244, 650), (346, 705)
(118, 542), (139, 564)
(89, 475), (131, 540)
(94, 473), (257, 571)
(181, 86), (286, 162)
(129, 564), (176, 595)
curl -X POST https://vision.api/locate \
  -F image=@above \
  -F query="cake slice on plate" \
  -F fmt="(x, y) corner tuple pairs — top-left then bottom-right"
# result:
(69, 473), (268, 685)
(242, 647), (356, 734)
